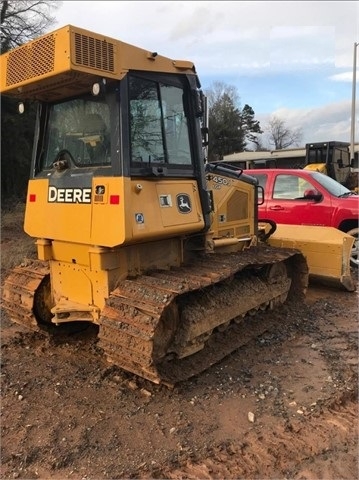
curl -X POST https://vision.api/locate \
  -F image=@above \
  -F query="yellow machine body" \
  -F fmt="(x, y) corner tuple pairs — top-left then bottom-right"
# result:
(0, 25), (353, 385)
(303, 163), (327, 174)
(0, 24), (195, 102)
(27, 175), (206, 319)
(267, 224), (355, 292)
(25, 177), (205, 247)
(304, 141), (358, 191)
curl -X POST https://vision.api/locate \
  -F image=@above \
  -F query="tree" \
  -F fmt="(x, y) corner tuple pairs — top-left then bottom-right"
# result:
(1, 97), (37, 204)
(240, 104), (263, 149)
(1, 0), (60, 53)
(252, 136), (268, 152)
(205, 82), (262, 160)
(266, 115), (302, 150)
(1, 0), (60, 204)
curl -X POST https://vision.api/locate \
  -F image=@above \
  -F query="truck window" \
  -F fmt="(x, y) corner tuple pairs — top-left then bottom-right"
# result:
(249, 173), (267, 201)
(252, 174), (267, 190)
(273, 175), (315, 199)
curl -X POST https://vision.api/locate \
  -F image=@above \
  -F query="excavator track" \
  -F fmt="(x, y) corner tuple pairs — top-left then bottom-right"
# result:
(98, 246), (308, 385)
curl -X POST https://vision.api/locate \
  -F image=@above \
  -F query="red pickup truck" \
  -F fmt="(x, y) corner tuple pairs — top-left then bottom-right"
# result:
(245, 168), (359, 267)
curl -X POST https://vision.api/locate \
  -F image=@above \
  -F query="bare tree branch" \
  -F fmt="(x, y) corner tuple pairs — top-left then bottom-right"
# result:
(266, 115), (302, 150)
(0, 0), (61, 53)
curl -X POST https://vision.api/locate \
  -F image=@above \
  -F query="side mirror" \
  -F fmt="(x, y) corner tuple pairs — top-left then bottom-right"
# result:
(304, 189), (322, 201)
(192, 90), (205, 117)
(201, 126), (209, 147)
(350, 157), (358, 169)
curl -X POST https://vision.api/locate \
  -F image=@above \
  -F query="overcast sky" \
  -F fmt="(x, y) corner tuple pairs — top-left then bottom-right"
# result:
(53, 1), (358, 148)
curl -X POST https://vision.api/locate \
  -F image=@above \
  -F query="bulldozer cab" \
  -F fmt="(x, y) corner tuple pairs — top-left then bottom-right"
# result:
(27, 73), (211, 247)
(39, 77), (199, 171)
(0, 23), (214, 248)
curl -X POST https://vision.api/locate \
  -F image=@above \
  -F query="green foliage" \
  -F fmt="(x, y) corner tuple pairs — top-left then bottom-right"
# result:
(241, 104), (263, 147)
(205, 82), (262, 160)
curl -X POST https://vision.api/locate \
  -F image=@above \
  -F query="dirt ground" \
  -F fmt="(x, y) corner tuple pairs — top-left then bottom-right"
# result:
(1, 222), (358, 479)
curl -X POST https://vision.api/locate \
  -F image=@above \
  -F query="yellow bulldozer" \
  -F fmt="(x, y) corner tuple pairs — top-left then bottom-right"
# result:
(0, 25), (355, 385)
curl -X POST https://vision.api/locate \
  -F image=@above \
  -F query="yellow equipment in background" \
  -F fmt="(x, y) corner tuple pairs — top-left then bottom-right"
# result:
(266, 224), (355, 292)
(0, 25), (354, 385)
(304, 141), (358, 192)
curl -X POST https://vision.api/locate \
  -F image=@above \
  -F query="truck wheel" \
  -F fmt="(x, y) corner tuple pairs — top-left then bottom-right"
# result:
(346, 227), (359, 268)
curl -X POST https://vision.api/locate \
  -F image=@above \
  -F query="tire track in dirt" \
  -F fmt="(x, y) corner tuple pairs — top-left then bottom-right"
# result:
(1, 282), (358, 480)
(157, 393), (358, 480)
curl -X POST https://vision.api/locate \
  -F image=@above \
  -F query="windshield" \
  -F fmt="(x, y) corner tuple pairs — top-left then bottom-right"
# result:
(43, 97), (111, 168)
(310, 171), (355, 197)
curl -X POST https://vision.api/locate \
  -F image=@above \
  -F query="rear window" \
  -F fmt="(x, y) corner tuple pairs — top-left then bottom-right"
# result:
(44, 97), (111, 169)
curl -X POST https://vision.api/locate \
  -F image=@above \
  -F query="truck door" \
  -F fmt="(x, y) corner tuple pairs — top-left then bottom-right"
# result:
(265, 172), (332, 226)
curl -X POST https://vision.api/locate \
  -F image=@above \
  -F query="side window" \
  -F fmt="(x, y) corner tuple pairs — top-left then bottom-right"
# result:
(129, 77), (164, 163)
(252, 174), (267, 201)
(332, 146), (350, 168)
(253, 174), (267, 189)
(129, 76), (192, 166)
(273, 175), (299, 199)
(160, 84), (191, 165)
(299, 179), (319, 197)
(273, 175), (317, 199)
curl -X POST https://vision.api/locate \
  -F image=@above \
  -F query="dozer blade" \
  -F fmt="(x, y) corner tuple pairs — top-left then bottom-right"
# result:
(267, 225), (355, 292)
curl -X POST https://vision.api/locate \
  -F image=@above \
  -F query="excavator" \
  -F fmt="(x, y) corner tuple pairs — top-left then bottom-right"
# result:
(0, 25), (355, 385)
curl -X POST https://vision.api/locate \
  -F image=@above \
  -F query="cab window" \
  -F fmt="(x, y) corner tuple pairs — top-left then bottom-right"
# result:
(129, 76), (192, 167)
(44, 98), (111, 168)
